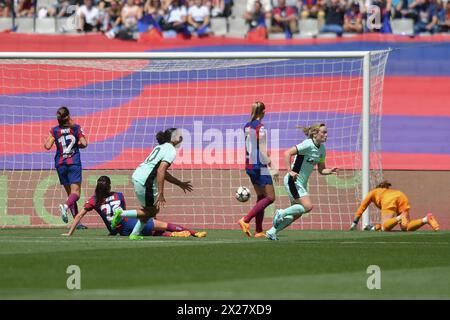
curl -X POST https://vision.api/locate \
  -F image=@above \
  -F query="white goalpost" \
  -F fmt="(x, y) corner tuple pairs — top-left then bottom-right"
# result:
(0, 51), (389, 230)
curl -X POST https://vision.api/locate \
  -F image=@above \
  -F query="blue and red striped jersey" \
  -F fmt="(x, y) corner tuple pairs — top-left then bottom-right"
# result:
(244, 119), (268, 170)
(50, 124), (85, 167)
(84, 192), (126, 234)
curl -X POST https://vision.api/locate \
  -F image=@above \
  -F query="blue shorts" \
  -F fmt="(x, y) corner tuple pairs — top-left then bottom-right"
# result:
(120, 218), (155, 236)
(246, 168), (273, 187)
(56, 164), (82, 186)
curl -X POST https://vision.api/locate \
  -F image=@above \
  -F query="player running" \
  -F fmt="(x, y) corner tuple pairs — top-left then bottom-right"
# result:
(237, 101), (278, 238)
(266, 123), (338, 240)
(349, 180), (439, 232)
(44, 106), (88, 229)
(110, 128), (194, 240)
(62, 176), (206, 238)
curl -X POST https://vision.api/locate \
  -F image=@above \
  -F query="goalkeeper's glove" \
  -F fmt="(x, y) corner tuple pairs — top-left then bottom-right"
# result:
(349, 218), (359, 231)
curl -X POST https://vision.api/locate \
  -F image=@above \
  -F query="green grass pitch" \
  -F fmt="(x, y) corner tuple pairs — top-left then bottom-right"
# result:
(1, 229), (449, 299)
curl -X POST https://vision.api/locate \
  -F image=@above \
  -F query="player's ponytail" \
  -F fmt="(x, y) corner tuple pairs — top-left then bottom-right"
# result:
(376, 180), (392, 189)
(250, 101), (265, 121)
(56, 106), (71, 126)
(299, 123), (326, 138)
(95, 176), (112, 207)
(156, 128), (178, 145)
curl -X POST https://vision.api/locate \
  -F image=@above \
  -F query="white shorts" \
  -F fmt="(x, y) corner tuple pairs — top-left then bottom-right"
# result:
(133, 177), (158, 208)
(283, 173), (309, 203)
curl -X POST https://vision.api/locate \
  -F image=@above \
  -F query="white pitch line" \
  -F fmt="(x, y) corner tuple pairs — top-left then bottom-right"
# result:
(0, 237), (447, 246)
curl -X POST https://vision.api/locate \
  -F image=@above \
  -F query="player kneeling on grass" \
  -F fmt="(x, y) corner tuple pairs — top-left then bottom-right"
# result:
(111, 128), (198, 240)
(266, 123), (338, 240)
(349, 180), (439, 232)
(62, 176), (206, 238)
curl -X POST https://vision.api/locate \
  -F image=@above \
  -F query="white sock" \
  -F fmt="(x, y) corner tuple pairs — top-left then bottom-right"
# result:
(422, 217), (428, 224)
(130, 220), (145, 236)
(121, 210), (138, 218)
(275, 215), (294, 233)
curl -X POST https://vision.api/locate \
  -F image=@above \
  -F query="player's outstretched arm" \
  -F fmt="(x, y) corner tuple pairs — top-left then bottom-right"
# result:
(43, 133), (55, 150)
(317, 162), (338, 175)
(78, 136), (88, 149)
(165, 172), (193, 193)
(62, 208), (88, 236)
(349, 190), (375, 230)
(284, 146), (299, 180)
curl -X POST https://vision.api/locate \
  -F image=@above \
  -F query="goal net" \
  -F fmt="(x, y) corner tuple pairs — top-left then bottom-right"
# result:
(0, 51), (389, 230)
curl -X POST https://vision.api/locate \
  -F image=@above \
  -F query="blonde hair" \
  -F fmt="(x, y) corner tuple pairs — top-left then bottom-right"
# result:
(300, 123), (326, 139)
(250, 101), (265, 121)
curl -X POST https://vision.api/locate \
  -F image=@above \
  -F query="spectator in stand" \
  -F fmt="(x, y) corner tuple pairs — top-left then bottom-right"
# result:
(78, 0), (102, 32)
(106, 0), (142, 38)
(0, 0), (12, 17)
(392, 0), (416, 18)
(187, 0), (212, 36)
(96, 0), (109, 31)
(105, 0), (123, 32)
(438, 0), (450, 31)
(273, 0), (301, 12)
(206, 0), (233, 18)
(300, 0), (325, 24)
(160, 0), (189, 37)
(37, 5), (49, 18)
(49, 0), (83, 18)
(320, 0), (346, 36)
(411, 0), (439, 34)
(246, 0), (267, 31)
(270, 0), (299, 38)
(18, 0), (35, 17)
(141, 0), (165, 31)
(364, 0), (392, 33)
(344, 0), (363, 33)
(245, 0), (272, 23)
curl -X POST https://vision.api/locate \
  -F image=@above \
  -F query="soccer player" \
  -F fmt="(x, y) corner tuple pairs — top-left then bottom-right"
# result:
(110, 128), (194, 240)
(266, 123), (338, 240)
(349, 180), (440, 232)
(44, 106), (88, 228)
(238, 101), (278, 238)
(62, 176), (206, 238)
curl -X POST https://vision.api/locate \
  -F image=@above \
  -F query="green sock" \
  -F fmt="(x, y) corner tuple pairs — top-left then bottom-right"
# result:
(276, 215), (294, 233)
(130, 220), (145, 236)
(121, 210), (138, 218)
(280, 204), (305, 218)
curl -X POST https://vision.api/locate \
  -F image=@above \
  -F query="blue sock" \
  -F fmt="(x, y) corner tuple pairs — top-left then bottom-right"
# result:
(130, 220), (145, 236)
(280, 204), (305, 218)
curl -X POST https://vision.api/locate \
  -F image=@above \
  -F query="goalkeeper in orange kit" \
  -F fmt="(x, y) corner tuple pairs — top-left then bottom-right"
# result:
(349, 180), (439, 232)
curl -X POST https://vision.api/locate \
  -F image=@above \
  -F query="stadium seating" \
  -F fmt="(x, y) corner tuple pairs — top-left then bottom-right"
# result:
(210, 17), (228, 36)
(0, 18), (13, 32)
(35, 18), (56, 34)
(297, 18), (319, 38)
(226, 17), (247, 38)
(16, 18), (35, 33)
(391, 18), (414, 36)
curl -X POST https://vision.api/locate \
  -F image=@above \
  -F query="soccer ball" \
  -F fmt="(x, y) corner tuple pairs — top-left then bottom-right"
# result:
(235, 186), (251, 202)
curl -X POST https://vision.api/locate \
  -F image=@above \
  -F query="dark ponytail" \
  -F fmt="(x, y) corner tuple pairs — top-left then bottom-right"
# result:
(56, 106), (71, 127)
(376, 180), (392, 189)
(95, 176), (112, 207)
(156, 128), (177, 145)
